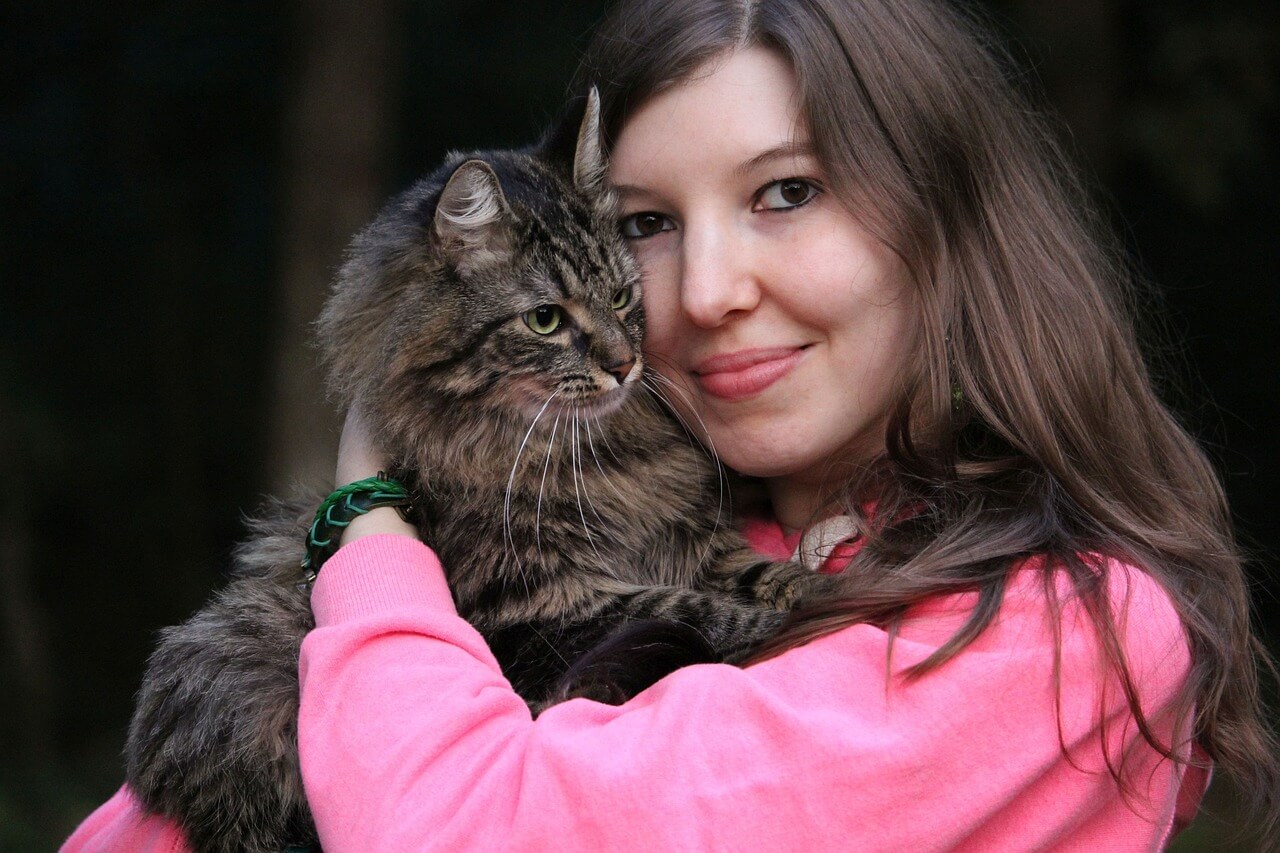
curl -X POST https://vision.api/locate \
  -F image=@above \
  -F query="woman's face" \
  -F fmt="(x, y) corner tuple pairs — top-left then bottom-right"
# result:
(610, 47), (916, 516)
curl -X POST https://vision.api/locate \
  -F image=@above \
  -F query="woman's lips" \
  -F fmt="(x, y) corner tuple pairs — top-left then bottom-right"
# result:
(692, 346), (808, 401)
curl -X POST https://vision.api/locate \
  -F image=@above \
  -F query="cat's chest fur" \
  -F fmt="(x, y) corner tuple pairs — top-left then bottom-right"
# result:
(413, 388), (730, 625)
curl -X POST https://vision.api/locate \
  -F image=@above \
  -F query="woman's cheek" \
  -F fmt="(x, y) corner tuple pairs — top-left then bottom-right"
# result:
(637, 259), (682, 358)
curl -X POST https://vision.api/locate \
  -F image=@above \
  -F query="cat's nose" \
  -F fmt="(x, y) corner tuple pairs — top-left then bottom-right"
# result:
(605, 357), (636, 384)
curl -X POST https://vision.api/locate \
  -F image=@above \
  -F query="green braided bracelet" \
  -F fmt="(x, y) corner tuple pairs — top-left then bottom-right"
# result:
(301, 472), (412, 581)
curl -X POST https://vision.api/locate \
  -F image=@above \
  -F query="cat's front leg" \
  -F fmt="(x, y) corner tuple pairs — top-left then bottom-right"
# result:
(692, 538), (827, 611)
(602, 584), (793, 664)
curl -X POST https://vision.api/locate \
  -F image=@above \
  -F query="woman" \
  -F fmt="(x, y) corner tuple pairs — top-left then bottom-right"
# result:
(66, 0), (1279, 849)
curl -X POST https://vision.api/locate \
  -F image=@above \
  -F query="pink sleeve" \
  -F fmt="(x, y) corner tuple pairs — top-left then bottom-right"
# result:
(60, 784), (190, 853)
(299, 535), (1201, 850)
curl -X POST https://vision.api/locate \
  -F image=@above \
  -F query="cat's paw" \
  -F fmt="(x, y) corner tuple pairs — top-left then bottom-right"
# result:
(766, 569), (816, 611)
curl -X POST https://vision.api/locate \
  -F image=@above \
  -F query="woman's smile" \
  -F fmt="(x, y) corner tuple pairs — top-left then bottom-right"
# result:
(691, 345), (810, 401)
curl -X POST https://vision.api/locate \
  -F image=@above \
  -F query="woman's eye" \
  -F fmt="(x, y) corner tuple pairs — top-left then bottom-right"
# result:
(619, 212), (674, 239)
(756, 178), (819, 211)
(611, 286), (632, 310)
(523, 304), (563, 335)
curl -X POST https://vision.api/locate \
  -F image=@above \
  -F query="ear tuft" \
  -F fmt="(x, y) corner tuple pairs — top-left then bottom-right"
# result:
(434, 159), (508, 240)
(573, 87), (607, 195)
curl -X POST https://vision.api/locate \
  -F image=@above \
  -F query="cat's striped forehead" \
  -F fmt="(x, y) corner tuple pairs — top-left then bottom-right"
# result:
(493, 156), (638, 304)
(524, 211), (636, 303)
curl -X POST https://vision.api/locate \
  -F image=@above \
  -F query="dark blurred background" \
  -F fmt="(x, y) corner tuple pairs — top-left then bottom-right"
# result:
(2, 0), (1276, 848)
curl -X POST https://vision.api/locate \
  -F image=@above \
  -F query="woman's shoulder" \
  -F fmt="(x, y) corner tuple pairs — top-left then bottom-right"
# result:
(742, 513), (1190, 684)
(887, 552), (1192, 711)
(1009, 553), (1187, 663)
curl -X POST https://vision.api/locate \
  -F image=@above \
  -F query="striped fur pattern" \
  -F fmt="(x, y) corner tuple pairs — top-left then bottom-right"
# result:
(124, 92), (835, 852)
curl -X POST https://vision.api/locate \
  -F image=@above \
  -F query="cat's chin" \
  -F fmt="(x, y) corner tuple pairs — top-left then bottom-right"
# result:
(517, 386), (632, 423)
(568, 387), (633, 419)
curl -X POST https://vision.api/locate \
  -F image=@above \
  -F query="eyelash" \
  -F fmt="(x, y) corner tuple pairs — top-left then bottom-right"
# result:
(618, 176), (822, 240)
(753, 176), (823, 212)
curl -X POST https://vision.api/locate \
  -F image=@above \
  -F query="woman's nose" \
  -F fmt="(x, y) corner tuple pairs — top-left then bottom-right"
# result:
(679, 220), (760, 328)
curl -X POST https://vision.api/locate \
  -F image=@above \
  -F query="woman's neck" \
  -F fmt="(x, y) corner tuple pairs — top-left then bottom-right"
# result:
(766, 478), (837, 535)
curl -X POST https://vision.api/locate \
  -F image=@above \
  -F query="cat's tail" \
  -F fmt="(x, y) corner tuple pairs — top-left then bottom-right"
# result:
(124, 493), (321, 852)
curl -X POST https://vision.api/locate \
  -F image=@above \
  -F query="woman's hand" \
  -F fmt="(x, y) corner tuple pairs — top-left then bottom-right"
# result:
(336, 405), (420, 543)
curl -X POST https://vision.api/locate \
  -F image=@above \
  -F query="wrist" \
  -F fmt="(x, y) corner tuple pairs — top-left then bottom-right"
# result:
(302, 474), (415, 579)
(343, 506), (420, 544)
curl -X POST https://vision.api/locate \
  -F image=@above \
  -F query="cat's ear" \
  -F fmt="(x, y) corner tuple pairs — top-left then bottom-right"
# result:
(573, 87), (607, 196)
(433, 159), (514, 269)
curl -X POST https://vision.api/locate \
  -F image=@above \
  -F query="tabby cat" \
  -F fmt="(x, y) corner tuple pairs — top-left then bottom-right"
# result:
(124, 91), (840, 853)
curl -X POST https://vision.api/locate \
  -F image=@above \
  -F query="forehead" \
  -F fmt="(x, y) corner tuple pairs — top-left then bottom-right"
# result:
(609, 46), (810, 189)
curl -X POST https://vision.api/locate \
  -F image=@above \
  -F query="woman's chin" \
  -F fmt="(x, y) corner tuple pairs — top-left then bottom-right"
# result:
(712, 441), (815, 480)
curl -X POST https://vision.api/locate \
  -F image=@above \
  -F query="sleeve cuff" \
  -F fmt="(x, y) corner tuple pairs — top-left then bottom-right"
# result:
(309, 534), (457, 627)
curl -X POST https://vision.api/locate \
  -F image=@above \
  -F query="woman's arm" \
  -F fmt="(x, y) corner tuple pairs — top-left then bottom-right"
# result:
(299, 535), (1200, 851)
(59, 784), (189, 853)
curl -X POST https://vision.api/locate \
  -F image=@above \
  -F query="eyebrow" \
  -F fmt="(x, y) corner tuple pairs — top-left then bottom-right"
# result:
(611, 183), (653, 201)
(732, 140), (817, 178)
(612, 140), (818, 201)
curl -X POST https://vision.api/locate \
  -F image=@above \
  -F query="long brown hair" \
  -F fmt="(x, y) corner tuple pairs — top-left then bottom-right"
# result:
(572, 0), (1280, 838)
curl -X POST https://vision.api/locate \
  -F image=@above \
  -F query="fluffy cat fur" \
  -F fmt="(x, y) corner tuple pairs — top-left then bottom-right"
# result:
(124, 91), (838, 852)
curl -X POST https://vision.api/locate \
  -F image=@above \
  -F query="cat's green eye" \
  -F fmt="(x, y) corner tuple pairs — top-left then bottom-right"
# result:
(524, 304), (563, 335)
(611, 286), (632, 310)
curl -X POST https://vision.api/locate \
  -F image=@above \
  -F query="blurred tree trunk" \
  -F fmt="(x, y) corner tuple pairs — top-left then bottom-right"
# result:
(0, 403), (55, 778)
(270, 0), (397, 489)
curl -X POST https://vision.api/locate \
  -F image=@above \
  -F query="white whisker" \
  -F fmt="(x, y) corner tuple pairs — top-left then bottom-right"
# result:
(535, 411), (563, 561)
(577, 415), (619, 582)
(641, 374), (697, 450)
(642, 371), (727, 574)
(528, 624), (571, 669)
(505, 390), (559, 572)
(570, 407), (605, 566)
(588, 401), (625, 466)
(645, 371), (724, 474)
(584, 411), (631, 508)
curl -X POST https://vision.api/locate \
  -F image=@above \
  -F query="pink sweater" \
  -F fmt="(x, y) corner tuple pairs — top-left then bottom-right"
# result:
(64, 520), (1206, 851)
